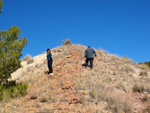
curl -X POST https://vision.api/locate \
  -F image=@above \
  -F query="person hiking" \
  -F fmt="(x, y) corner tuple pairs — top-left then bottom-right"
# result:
(85, 46), (97, 69)
(46, 48), (53, 76)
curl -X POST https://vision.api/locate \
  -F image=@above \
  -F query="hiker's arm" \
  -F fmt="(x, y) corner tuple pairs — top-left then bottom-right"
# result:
(93, 49), (97, 57)
(47, 53), (52, 61)
(84, 50), (87, 58)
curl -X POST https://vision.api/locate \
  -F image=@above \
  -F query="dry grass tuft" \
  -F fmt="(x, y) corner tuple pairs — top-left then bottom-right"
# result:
(30, 94), (38, 100)
(23, 54), (32, 61)
(142, 94), (149, 102)
(27, 57), (34, 64)
(133, 84), (144, 93)
(105, 96), (133, 113)
(144, 104), (150, 113)
(40, 96), (48, 103)
(122, 101), (133, 113)
(62, 39), (72, 45)
(139, 71), (148, 77)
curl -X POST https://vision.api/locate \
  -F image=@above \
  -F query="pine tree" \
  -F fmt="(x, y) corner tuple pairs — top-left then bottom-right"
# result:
(0, 0), (3, 13)
(0, 25), (28, 85)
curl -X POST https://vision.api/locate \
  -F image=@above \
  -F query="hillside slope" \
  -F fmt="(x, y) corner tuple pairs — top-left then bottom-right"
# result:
(0, 45), (150, 113)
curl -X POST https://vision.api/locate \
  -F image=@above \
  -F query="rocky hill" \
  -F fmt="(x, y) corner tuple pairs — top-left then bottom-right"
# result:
(0, 44), (150, 113)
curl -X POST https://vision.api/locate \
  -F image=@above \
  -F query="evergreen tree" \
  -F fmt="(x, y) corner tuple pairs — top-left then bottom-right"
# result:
(0, 0), (3, 13)
(0, 25), (28, 85)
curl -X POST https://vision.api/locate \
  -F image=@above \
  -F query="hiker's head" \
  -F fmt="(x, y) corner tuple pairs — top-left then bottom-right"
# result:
(47, 49), (51, 54)
(88, 46), (91, 48)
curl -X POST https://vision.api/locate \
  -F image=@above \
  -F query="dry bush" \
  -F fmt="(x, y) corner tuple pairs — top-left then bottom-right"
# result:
(35, 63), (41, 68)
(52, 49), (62, 53)
(62, 39), (72, 45)
(142, 94), (149, 102)
(138, 64), (150, 70)
(30, 94), (38, 100)
(89, 88), (96, 99)
(27, 57), (34, 64)
(122, 101), (133, 113)
(105, 96), (133, 113)
(49, 85), (56, 90)
(121, 56), (133, 64)
(79, 96), (86, 106)
(23, 54), (32, 61)
(44, 106), (54, 113)
(49, 95), (57, 103)
(120, 64), (135, 73)
(40, 96), (48, 103)
(133, 84), (144, 93)
(27, 67), (33, 72)
(60, 96), (67, 103)
(105, 96), (122, 113)
(145, 85), (150, 93)
(116, 82), (128, 93)
(144, 104), (150, 113)
(139, 71), (148, 77)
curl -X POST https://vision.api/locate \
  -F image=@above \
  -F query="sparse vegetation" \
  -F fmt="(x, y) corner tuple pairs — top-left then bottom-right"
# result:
(49, 94), (57, 103)
(142, 94), (149, 102)
(122, 56), (133, 63)
(1, 44), (149, 113)
(30, 94), (38, 100)
(122, 101), (133, 113)
(133, 84), (144, 93)
(62, 39), (72, 45)
(40, 96), (48, 103)
(27, 57), (34, 64)
(105, 96), (133, 113)
(144, 104), (150, 113)
(120, 64), (135, 73)
(89, 89), (96, 99)
(23, 54), (32, 61)
(139, 71), (148, 77)
(139, 61), (150, 68)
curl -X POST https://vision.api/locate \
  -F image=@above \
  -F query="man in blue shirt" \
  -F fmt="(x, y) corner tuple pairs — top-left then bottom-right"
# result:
(85, 46), (97, 69)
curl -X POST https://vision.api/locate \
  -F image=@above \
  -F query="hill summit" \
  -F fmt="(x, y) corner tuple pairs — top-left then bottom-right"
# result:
(1, 44), (150, 113)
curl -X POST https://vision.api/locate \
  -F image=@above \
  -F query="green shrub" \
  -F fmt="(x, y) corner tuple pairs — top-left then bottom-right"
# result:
(0, 83), (28, 101)
(0, 0), (3, 13)
(62, 39), (72, 45)
(0, 25), (28, 85)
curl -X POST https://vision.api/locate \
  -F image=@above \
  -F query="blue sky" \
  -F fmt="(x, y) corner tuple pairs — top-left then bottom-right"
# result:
(0, 0), (150, 62)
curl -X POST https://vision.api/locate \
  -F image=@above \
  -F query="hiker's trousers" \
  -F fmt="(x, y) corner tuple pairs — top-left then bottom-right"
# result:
(86, 58), (94, 69)
(48, 58), (53, 74)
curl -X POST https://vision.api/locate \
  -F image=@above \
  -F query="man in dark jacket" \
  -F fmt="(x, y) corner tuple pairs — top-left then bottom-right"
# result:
(85, 46), (97, 69)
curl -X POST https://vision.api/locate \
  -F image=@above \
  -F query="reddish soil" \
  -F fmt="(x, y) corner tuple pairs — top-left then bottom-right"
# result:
(14, 49), (96, 113)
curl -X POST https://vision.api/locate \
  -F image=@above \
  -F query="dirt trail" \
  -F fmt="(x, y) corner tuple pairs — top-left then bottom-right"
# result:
(13, 49), (94, 113)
